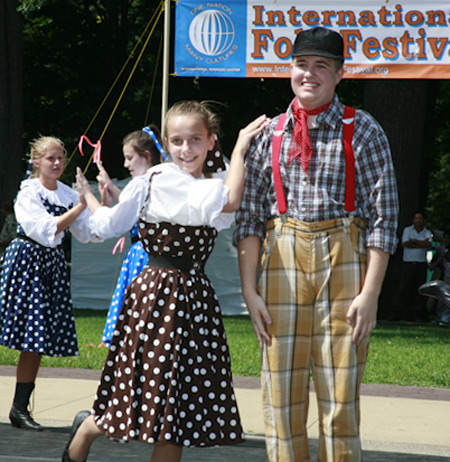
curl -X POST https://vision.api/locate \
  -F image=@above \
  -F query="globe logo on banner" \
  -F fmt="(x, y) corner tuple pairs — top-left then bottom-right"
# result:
(188, 9), (235, 56)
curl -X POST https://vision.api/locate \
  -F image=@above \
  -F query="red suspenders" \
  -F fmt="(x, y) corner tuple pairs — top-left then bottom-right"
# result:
(272, 105), (356, 221)
(342, 105), (356, 212)
(272, 113), (288, 218)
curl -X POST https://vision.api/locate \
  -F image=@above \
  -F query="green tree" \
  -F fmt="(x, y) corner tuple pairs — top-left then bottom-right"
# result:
(19, 0), (164, 181)
(0, 0), (23, 205)
(425, 81), (450, 231)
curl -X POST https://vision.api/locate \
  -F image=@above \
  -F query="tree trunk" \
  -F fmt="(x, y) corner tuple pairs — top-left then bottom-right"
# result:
(363, 80), (433, 318)
(0, 0), (23, 207)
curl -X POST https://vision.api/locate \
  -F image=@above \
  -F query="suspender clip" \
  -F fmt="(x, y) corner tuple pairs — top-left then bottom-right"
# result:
(280, 213), (287, 224)
(343, 215), (354, 233)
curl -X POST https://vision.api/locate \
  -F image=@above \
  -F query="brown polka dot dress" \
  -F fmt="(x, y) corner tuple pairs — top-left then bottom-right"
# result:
(92, 219), (245, 448)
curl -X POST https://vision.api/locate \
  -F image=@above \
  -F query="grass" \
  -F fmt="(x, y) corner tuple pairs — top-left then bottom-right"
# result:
(364, 321), (450, 388)
(0, 311), (449, 388)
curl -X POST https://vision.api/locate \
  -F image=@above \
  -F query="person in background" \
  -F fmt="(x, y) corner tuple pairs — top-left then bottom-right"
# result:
(422, 228), (450, 326)
(81, 127), (163, 348)
(0, 136), (98, 431)
(62, 101), (270, 462)
(234, 27), (399, 461)
(390, 211), (433, 322)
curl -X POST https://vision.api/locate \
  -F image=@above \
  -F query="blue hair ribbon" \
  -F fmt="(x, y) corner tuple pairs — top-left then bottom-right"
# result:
(142, 126), (167, 161)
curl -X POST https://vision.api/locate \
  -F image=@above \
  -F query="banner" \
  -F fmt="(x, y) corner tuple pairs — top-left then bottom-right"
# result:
(174, 0), (450, 79)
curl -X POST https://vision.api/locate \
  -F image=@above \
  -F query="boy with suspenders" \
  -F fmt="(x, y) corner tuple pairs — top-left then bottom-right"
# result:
(234, 27), (399, 461)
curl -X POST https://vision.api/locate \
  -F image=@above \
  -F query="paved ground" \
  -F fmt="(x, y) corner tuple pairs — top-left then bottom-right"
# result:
(1, 366), (449, 461)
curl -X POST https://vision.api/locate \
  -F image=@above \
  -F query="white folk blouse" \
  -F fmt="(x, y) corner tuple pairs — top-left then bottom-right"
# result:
(140, 162), (234, 232)
(15, 179), (97, 247)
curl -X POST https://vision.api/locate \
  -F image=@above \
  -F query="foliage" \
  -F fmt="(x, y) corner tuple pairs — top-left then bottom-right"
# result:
(18, 0), (164, 181)
(425, 81), (450, 230)
(1, 312), (448, 388)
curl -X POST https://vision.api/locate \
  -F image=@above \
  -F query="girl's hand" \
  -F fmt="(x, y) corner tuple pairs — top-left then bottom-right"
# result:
(96, 160), (112, 189)
(78, 191), (87, 208)
(99, 182), (113, 207)
(76, 167), (92, 197)
(234, 115), (271, 157)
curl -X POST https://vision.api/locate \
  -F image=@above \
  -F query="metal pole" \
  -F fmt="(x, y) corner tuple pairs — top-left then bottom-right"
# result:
(161, 0), (171, 128)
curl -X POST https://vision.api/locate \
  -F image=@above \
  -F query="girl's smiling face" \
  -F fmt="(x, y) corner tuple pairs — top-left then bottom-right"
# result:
(165, 115), (215, 178)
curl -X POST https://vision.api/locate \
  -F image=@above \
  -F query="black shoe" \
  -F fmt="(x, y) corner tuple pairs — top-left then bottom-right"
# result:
(9, 404), (43, 431)
(62, 410), (91, 462)
(419, 280), (450, 307)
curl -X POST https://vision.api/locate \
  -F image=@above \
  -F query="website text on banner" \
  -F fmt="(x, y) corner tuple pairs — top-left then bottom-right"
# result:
(174, 0), (450, 79)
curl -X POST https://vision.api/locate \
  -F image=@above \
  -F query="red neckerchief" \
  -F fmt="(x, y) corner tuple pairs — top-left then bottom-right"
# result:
(288, 98), (332, 174)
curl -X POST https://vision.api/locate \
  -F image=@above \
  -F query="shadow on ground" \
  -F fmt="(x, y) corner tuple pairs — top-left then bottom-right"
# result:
(0, 423), (449, 461)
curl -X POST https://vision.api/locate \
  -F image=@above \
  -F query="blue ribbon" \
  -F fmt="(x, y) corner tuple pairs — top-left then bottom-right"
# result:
(142, 126), (167, 161)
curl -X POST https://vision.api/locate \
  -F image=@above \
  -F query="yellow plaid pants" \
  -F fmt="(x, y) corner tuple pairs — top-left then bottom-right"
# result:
(259, 217), (369, 462)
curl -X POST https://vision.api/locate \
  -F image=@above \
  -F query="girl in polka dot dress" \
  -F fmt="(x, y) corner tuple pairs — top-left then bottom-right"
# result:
(63, 102), (270, 462)
(78, 127), (163, 348)
(0, 136), (99, 431)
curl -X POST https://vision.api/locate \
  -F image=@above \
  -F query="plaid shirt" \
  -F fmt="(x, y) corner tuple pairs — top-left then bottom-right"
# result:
(234, 95), (399, 254)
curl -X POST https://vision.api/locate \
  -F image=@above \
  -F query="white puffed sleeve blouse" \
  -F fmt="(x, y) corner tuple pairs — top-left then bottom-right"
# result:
(140, 163), (234, 232)
(88, 172), (151, 240)
(14, 179), (98, 247)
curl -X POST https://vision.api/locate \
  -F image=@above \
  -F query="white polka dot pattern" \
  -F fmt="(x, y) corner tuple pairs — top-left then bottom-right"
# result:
(92, 221), (244, 447)
(0, 201), (78, 356)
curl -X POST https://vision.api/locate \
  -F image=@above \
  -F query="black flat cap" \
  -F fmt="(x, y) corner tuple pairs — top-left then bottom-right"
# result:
(292, 27), (344, 59)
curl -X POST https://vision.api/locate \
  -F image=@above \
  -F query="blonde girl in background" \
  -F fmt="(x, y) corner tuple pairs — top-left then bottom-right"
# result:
(0, 136), (98, 431)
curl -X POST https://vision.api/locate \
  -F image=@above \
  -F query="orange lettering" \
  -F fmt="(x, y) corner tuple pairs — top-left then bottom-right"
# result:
(378, 6), (392, 26)
(426, 10), (446, 26)
(287, 6), (301, 26)
(251, 30), (274, 58)
(336, 10), (357, 26)
(321, 10), (336, 26)
(393, 5), (403, 26)
(382, 37), (399, 59)
(359, 10), (376, 26)
(340, 30), (362, 59)
(363, 37), (381, 59)
(405, 10), (424, 26)
(303, 10), (319, 26)
(266, 10), (286, 26)
(416, 28), (426, 59)
(399, 31), (415, 59)
(274, 37), (292, 59)
(428, 37), (449, 59)
(253, 5), (264, 25)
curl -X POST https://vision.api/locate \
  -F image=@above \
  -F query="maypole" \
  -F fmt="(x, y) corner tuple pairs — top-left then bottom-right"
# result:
(161, 0), (171, 126)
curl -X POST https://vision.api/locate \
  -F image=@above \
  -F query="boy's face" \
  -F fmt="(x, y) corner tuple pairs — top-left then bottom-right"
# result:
(290, 55), (343, 110)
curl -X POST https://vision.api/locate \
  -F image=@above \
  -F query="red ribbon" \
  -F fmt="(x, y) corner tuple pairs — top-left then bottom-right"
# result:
(78, 135), (102, 164)
(112, 237), (125, 255)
